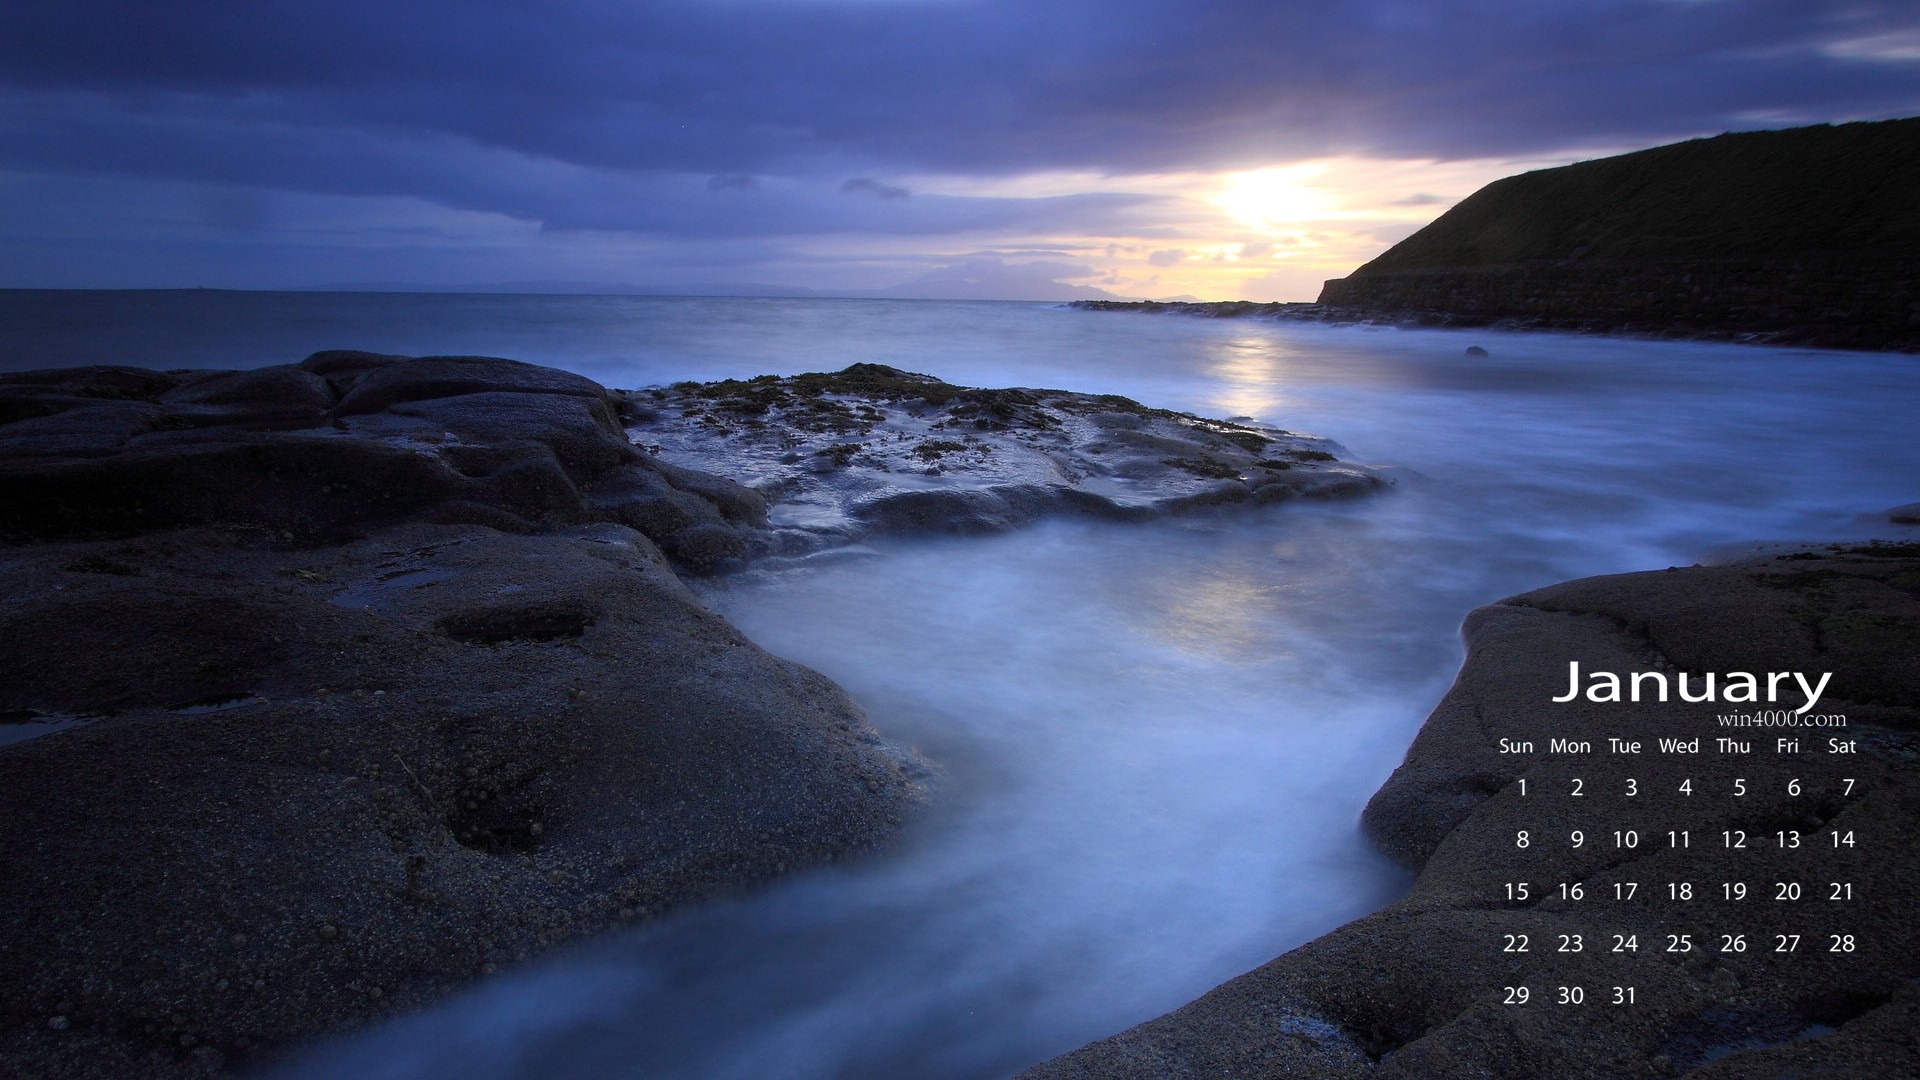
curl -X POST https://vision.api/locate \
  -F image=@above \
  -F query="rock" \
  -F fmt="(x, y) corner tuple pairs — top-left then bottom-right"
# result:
(0, 355), (929, 1080)
(0, 351), (1380, 1077)
(0, 355), (751, 561)
(1464, 345), (1490, 356)
(1026, 545), (1920, 1079)
(647, 457), (769, 527)
(0, 523), (925, 1080)
(0, 401), (165, 460)
(379, 391), (633, 479)
(632, 366), (1384, 555)
(328, 354), (609, 418)
(1887, 502), (1920, 525)
(655, 520), (748, 572)
(160, 367), (336, 415)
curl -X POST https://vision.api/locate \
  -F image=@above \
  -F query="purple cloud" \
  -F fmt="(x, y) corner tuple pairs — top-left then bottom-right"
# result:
(0, 0), (1916, 291)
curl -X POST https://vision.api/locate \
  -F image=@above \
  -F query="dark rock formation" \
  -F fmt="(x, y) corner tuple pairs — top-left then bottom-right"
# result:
(1318, 118), (1920, 351)
(0, 351), (770, 572)
(0, 355), (924, 1079)
(1027, 543), (1920, 1078)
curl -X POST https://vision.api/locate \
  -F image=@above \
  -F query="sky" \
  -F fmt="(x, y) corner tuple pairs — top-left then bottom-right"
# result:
(1, 1), (1917, 302)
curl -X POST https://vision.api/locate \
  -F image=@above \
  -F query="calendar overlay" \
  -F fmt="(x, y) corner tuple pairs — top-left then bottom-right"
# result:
(1034, 550), (1918, 1077)
(1352, 553), (1920, 1075)
(1036, 549), (1920, 1068)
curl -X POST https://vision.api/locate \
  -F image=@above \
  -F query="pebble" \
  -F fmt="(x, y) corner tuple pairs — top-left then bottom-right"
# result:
(47, 1016), (69, 1031)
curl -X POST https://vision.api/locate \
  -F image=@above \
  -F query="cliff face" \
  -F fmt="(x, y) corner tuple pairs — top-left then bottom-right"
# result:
(1319, 118), (1920, 350)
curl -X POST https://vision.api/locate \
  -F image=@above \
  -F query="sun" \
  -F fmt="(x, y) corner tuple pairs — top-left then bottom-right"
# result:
(1213, 164), (1335, 233)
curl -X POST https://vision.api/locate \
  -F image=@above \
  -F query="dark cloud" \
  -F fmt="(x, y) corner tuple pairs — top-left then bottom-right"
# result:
(0, 87), (1169, 240)
(0, 0), (1916, 289)
(840, 178), (911, 201)
(3, 1), (1915, 185)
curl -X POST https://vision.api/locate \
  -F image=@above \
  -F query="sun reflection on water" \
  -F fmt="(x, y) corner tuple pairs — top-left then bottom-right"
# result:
(1202, 335), (1303, 422)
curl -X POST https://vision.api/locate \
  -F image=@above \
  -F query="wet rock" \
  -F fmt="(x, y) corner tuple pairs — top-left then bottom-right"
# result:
(0, 354), (929, 1080)
(328, 354), (608, 418)
(656, 520), (748, 573)
(1027, 549), (1920, 1079)
(382, 391), (633, 479)
(647, 457), (769, 527)
(0, 355), (748, 561)
(160, 367), (336, 415)
(0, 522), (926, 1079)
(0, 401), (164, 459)
(632, 366), (1384, 556)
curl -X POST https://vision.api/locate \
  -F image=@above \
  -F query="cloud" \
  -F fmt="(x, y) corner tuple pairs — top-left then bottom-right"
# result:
(840, 177), (911, 200)
(877, 257), (1122, 301)
(1, 0), (1916, 293)
(1390, 192), (1450, 206)
(1148, 249), (1187, 267)
(2, 0), (1915, 186)
(0, 88), (1171, 241)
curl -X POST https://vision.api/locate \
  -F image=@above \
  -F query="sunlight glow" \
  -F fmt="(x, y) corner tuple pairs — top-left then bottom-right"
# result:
(1214, 165), (1338, 233)
(886, 150), (1619, 302)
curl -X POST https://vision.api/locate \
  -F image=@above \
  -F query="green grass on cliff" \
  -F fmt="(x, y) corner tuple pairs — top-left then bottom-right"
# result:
(1351, 117), (1920, 273)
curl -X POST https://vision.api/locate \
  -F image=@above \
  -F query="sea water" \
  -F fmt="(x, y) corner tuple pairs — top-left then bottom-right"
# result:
(5, 292), (1917, 1077)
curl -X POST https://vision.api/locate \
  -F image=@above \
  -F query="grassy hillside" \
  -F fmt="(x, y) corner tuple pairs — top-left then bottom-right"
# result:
(1316, 118), (1919, 349)
(1355, 117), (1920, 272)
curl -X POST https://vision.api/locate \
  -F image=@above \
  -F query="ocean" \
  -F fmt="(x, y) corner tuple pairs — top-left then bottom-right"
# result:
(7, 290), (1918, 1077)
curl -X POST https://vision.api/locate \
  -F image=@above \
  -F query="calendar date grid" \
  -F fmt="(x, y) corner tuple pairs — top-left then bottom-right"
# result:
(1478, 730), (1869, 1009)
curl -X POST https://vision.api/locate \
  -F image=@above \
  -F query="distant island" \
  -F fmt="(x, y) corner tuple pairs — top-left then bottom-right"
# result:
(1080, 117), (1920, 351)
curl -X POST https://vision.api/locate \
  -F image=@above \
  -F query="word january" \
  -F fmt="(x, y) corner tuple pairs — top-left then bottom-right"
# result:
(1552, 661), (1833, 714)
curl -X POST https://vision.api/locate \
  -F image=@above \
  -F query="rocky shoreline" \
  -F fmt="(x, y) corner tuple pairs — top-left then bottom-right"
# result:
(1069, 299), (1920, 353)
(18, 347), (1911, 1080)
(0, 352), (1380, 1078)
(1026, 536), (1920, 1078)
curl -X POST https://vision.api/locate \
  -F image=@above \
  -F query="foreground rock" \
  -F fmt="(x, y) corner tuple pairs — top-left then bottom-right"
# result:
(0, 355), (924, 1078)
(1028, 542), (1920, 1078)
(623, 364), (1381, 558)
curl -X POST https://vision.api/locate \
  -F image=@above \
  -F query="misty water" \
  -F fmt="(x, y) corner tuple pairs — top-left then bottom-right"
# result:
(8, 293), (1917, 1077)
